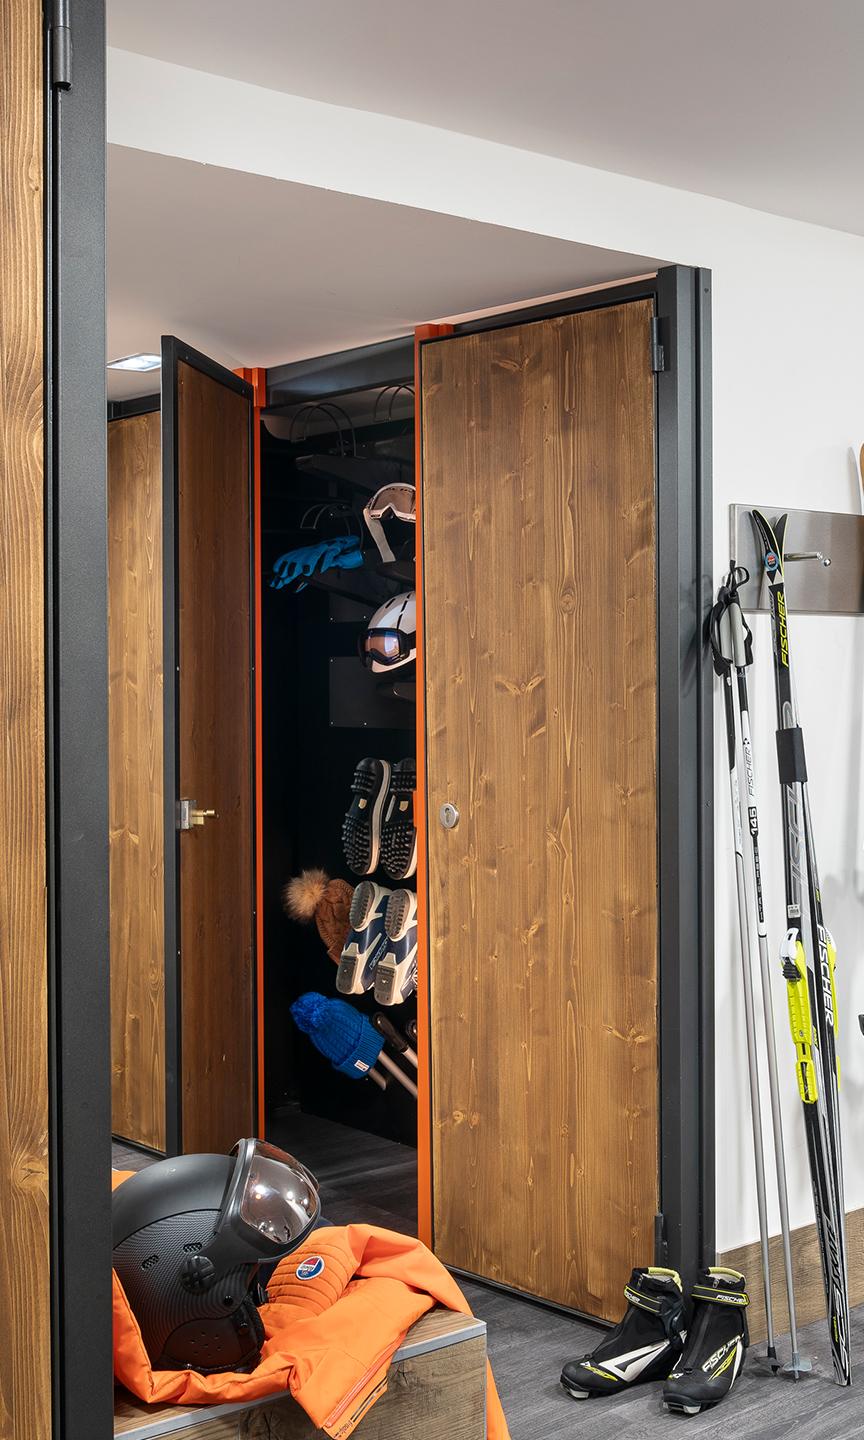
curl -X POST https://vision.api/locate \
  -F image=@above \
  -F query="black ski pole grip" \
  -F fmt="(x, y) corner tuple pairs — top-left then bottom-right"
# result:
(720, 610), (731, 671)
(776, 726), (808, 784)
(728, 597), (750, 669)
(373, 1012), (410, 1054)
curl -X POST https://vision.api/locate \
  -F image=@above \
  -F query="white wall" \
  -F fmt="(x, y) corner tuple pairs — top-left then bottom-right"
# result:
(109, 51), (864, 1253)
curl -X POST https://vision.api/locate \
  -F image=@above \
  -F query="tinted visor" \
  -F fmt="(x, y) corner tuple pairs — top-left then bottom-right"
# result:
(227, 1140), (320, 1252)
(359, 628), (412, 668)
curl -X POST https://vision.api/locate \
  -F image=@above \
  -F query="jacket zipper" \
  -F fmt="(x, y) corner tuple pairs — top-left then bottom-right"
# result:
(321, 1334), (407, 1431)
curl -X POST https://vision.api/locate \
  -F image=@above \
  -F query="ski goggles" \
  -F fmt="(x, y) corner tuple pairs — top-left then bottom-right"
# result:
(359, 627), (415, 668)
(362, 483), (416, 563)
(200, 1139), (320, 1268)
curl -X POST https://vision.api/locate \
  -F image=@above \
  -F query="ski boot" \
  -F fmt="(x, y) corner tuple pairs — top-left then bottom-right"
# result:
(662, 1267), (749, 1415)
(374, 889), (418, 1005)
(336, 882), (391, 995)
(342, 758), (391, 876)
(380, 758), (418, 880)
(561, 1268), (686, 1400)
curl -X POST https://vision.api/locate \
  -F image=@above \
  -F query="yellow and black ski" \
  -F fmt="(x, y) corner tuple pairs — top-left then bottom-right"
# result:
(752, 510), (850, 1387)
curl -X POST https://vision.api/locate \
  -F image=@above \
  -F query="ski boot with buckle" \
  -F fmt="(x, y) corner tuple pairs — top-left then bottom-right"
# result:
(561, 1268), (686, 1400)
(663, 1267), (749, 1415)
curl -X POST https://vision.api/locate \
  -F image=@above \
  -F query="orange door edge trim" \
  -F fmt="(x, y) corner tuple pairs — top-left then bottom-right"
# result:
(236, 367), (267, 1137)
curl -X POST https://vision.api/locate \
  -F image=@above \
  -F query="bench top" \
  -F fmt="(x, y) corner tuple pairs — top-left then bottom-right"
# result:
(114, 1307), (487, 1438)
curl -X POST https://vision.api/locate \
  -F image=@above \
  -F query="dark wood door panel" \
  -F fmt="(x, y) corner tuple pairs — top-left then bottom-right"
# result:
(176, 359), (254, 1153)
(421, 301), (658, 1320)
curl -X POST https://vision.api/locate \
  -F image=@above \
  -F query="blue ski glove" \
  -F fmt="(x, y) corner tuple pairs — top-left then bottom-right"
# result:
(270, 534), (364, 590)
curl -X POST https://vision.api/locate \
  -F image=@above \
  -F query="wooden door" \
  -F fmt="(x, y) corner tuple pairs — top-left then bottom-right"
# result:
(164, 340), (256, 1154)
(108, 410), (166, 1149)
(420, 301), (658, 1320)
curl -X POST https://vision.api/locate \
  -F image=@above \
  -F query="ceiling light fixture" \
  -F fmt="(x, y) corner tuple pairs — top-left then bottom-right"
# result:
(107, 352), (161, 372)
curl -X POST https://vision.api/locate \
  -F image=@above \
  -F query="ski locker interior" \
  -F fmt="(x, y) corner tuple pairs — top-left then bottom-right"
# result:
(107, 267), (712, 1322)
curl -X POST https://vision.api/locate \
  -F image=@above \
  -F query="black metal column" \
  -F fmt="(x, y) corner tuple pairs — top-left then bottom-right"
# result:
(655, 265), (715, 1279)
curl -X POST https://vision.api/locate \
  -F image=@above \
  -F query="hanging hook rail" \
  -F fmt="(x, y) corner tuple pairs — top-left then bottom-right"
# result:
(785, 550), (832, 566)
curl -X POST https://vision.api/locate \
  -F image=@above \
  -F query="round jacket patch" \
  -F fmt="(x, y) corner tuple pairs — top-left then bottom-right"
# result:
(295, 1254), (325, 1281)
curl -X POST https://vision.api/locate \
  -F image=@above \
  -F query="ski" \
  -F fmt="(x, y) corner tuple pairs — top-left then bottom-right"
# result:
(752, 510), (850, 1387)
(709, 565), (806, 1377)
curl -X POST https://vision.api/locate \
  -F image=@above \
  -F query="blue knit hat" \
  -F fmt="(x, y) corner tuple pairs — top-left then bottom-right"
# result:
(291, 992), (383, 1078)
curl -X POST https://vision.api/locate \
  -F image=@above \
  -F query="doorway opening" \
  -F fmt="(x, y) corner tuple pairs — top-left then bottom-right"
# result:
(260, 373), (420, 1233)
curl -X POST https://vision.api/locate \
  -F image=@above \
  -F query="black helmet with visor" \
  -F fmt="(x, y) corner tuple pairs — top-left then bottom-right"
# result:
(113, 1139), (320, 1374)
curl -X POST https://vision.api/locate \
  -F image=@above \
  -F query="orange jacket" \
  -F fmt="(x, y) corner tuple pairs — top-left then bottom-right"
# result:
(112, 1174), (508, 1439)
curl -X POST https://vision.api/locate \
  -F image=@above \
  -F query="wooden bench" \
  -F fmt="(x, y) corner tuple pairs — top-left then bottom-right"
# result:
(114, 1308), (488, 1439)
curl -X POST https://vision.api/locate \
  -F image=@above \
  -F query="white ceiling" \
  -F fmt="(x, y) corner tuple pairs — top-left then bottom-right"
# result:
(107, 146), (660, 398)
(107, 0), (864, 238)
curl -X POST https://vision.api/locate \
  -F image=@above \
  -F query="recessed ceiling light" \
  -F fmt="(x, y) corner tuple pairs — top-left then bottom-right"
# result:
(107, 352), (161, 372)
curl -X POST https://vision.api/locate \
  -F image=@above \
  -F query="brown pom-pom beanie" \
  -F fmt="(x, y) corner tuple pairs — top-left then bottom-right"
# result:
(282, 868), (354, 965)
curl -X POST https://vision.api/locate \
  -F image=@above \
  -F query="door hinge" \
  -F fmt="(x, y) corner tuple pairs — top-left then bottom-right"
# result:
(650, 317), (666, 373)
(49, 0), (72, 90)
(653, 1212), (668, 1264)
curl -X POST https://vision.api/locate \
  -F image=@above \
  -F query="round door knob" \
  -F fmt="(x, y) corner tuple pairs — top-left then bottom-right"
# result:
(440, 803), (460, 830)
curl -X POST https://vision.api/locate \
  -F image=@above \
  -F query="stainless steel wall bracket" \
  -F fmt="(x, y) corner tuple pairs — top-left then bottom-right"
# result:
(729, 505), (864, 614)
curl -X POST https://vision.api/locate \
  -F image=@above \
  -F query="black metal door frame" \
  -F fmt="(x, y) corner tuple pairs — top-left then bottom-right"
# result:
(45, 0), (114, 1436)
(420, 266), (715, 1291)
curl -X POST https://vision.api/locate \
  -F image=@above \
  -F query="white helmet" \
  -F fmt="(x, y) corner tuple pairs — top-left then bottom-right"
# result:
(359, 590), (416, 673)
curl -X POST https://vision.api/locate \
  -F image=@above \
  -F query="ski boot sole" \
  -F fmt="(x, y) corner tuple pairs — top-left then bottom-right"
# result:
(348, 880), (387, 931)
(663, 1373), (741, 1418)
(336, 882), (390, 994)
(384, 887), (417, 941)
(560, 1379), (593, 1400)
(380, 759), (417, 880)
(374, 890), (418, 1005)
(342, 759), (391, 876)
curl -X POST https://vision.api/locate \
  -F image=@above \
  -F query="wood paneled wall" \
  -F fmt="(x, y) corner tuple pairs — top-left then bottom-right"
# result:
(0, 0), (52, 1434)
(719, 1205), (864, 1346)
(108, 411), (166, 1150)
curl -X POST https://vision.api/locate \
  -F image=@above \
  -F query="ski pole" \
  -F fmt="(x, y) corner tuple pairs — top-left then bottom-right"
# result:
(725, 568), (808, 1378)
(710, 576), (778, 1368)
(377, 1051), (418, 1098)
(373, 1012), (419, 1068)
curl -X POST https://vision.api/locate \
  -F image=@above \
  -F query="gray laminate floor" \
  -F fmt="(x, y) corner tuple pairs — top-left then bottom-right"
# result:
(113, 1117), (864, 1439)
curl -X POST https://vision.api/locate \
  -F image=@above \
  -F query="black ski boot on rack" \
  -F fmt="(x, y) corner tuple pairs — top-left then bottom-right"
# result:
(561, 1268), (686, 1400)
(662, 1268), (749, 1416)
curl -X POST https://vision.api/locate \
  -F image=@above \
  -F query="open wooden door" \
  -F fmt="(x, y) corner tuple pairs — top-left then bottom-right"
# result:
(420, 299), (659, 1321)
(163, 338), (256, 1154)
